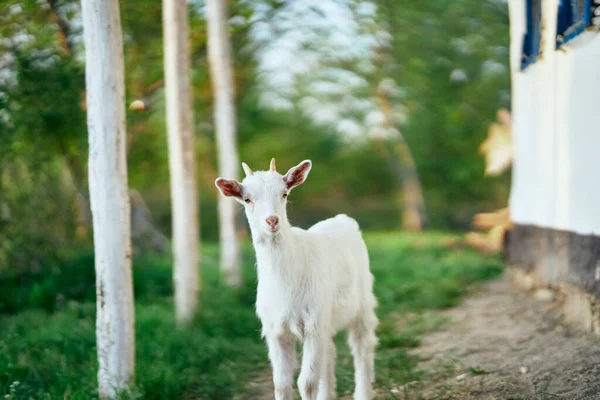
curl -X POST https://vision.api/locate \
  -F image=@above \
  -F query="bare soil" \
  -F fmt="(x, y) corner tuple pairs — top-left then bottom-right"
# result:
(404, 278), (600, 400)
(244, 277), (600, 400)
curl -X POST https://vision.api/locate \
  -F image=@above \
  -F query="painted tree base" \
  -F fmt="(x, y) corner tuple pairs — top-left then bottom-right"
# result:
(505, 224), (600, 334)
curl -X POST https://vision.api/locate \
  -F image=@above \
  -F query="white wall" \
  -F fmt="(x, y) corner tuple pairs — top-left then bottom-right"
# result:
(509, 0), (600, 235)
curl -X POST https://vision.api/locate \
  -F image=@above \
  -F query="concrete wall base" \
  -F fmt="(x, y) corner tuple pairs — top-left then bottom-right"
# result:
(505, 224), (600, 335)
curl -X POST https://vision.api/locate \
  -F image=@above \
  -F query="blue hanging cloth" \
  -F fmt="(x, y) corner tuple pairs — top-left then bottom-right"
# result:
(556, 0), (596, 47)
(521, 0), (543, 70)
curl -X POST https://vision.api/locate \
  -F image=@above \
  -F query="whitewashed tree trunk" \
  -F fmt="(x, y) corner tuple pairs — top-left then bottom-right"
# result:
(80, 0), (135, 397)
(205, 0), (242, 286)
(163, 0), (200, 324)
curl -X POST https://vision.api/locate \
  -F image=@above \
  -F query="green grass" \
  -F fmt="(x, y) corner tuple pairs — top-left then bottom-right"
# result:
(0, 232), (503, 399)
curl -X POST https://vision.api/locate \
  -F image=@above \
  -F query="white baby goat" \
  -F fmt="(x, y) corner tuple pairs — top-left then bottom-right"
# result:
(215, 158), (378, 400)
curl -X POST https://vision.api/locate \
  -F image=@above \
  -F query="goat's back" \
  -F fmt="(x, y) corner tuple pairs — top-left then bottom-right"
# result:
(306, 214), (374, 331)
(307, 214), (367, 268)
(308, 213), (360, 236)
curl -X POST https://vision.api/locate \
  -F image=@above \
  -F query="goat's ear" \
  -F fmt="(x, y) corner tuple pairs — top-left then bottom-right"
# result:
(215, 178), (243, 200)
(283, 160), (312, 190)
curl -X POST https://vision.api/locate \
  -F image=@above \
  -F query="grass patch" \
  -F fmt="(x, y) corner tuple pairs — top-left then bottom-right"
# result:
(334, 232), (502, 396)
(0, 232), (502, 399)
(468, 366), (490, 376)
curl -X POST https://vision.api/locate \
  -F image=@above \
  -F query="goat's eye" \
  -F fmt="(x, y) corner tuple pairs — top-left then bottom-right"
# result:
(244, 198), (251, 204)
(282, 193), (288, 199)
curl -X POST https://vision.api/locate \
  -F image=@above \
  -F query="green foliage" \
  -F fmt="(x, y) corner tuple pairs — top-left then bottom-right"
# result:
(376, 0), (511, 227)
(469, 366), (490, 375)
(337, 233), (502, 394)
(0, 252), (174, 314)
(0, 233), (503, 398)
(8, 52), (85, 160)
(0, 0), (512, 269)
(1, 0), (87, 170)
(0, 158), (81, 274)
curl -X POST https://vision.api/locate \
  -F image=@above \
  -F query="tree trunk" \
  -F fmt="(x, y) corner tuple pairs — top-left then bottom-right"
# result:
(163, 0), (200, 324)
(48, 0), (93, 237)
(47, 0), (73, 56)
(392, 139), (427, 230)
(205, 0), (242, 286)
(80, 0), (135, 397)
(377, 91), (426, 231)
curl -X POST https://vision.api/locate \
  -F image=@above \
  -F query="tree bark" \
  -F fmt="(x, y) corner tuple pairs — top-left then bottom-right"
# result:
(392, 139), (427, 230)
(205, 0), (242, 286)
(80, 0), (135, 397)
(162, 0), (200, 324)
(47, 0), (73, 56)
(377, 91), (426, 231)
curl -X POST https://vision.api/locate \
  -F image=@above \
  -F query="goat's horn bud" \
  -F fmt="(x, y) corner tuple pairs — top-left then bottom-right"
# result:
(242, 162), (254, 177)
(270, 158), (276, 172)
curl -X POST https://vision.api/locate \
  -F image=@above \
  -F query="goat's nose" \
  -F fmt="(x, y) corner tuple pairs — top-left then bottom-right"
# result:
(266, 216), (279, 227)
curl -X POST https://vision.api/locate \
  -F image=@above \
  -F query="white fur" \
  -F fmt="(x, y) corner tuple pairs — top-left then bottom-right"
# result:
(216, 160), (378, 400)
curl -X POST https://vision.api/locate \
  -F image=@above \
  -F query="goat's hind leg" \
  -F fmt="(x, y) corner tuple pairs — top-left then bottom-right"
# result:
(348, 309), (378, 400)
(316, 338), (336, 400)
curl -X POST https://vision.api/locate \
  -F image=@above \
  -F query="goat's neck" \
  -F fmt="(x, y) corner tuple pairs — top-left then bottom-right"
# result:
(252, 222), (298, 276)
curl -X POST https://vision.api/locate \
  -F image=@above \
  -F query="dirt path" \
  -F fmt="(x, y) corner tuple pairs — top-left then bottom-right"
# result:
(406, 278), (600, 400)
(244, 277), (600, 399)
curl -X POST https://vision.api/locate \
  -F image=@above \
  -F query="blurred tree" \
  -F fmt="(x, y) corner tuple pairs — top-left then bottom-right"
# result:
(0, 0), (85, 179)
(80, 0), (135, 396)
(376, 0), (511, 228)
(163, 0), (200, 324)
(206, 0), (242, 286)
(0, 0), (512, 267)
(374, 89), (426, 230)
(251, 0), (510, 229)
(0, 0), (91, 268)
(249, 0), (428, 230)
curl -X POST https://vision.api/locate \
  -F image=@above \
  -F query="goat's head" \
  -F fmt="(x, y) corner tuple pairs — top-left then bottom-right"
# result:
(215, 158), (312, 237)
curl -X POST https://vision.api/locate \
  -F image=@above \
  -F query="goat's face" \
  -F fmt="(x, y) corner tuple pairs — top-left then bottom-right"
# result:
(215, 159), (312, 237)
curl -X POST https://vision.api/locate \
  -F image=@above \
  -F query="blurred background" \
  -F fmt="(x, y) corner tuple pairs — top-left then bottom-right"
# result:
(0, 0), (512, 398)
(0, 0), (510, 251)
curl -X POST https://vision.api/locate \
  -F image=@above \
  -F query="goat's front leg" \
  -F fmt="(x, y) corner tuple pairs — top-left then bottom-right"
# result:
(298, 332), (326, 400)
(266, 333), (296, 400)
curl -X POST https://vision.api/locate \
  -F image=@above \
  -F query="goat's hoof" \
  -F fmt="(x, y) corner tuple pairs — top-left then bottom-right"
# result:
(274, 386), (293, 400)
(353, 389), (374, 400)
(298, 381), (317, 400)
